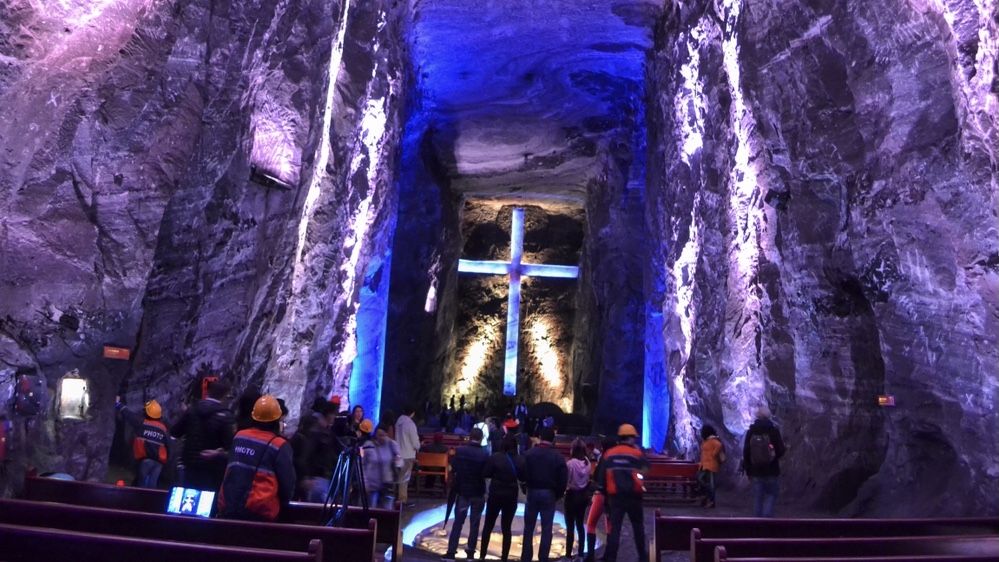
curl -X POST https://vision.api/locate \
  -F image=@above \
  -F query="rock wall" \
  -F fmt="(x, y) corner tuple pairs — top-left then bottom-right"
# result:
(0, 0), (409, 488)
(649, 0), (997, 515)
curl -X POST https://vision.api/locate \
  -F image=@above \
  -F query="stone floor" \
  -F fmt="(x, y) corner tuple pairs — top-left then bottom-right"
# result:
(395, 489), (833, 561)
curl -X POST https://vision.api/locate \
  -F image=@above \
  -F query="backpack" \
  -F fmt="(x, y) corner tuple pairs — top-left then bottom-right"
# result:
(748, 432), (775, 469)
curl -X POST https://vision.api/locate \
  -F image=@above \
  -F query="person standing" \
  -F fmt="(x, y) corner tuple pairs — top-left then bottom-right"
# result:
(479, 433), (527, 561)
(171, 379), (236, 491)
(361, 421), (401, 508)
(395, 404), (421, 507)
(295, 401), (339, 503)
(597, 424), (649, 562)
(442, 427), (490, 561)
(521, 427), (568, 562)
(116, 398), (169, 489)
(584, 436), (618, 562)
(742, 406), (786, 517)
(697, 424), (725, 508)
(218, 395), (296, 521)
(564, 438), (591, 561)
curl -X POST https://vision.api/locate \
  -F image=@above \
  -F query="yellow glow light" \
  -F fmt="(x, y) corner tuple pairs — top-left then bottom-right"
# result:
(529, 320), (562, 389)
(457, 323), (500, 396)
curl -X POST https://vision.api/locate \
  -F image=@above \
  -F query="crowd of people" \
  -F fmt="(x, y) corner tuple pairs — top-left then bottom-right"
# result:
(115, 381), (786, 561)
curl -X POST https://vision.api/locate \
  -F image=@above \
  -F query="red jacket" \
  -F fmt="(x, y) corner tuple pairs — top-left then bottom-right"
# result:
(596, 443), (649, 496)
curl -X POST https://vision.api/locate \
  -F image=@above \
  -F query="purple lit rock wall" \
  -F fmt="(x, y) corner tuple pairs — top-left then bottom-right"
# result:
(649, 0), (997, 515)
(0, 0), (407, 489)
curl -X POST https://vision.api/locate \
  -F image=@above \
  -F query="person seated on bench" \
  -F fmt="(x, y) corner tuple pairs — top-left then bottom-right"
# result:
(116, 397), (170, 489)
(218, 395), (296, 521)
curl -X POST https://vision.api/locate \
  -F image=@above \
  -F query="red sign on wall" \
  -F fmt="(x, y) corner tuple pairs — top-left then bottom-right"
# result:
(877, 395), (896, 406)
(103, 346), (131, 360)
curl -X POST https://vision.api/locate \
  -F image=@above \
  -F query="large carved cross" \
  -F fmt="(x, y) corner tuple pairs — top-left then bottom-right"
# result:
(457, 208), (580, 395)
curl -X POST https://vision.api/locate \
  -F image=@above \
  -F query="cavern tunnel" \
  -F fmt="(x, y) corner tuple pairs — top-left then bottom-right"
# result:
(0, 0), (996, 521)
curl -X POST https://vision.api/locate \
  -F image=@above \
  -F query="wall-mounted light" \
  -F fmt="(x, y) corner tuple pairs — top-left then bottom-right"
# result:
(763, 189), (790, 211)
(57, 369), (90, 421)
(250, 164), (293, 191)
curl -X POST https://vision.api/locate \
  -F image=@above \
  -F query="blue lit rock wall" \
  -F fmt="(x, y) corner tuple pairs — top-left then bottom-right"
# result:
(649, 0), (997, 516)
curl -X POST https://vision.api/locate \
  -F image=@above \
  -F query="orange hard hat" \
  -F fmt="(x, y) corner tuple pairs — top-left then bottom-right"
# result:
(252, 395), (283, 423)
(144, 400), (162, 420)
(617, 423), (639, 438)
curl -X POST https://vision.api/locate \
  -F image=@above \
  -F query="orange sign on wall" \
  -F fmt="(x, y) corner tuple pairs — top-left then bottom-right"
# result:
(103, 346), (131, 360)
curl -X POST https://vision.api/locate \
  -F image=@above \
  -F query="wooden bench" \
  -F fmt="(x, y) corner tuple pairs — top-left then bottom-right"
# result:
(25, 473), (169, 511)
(414, 450), (450, 496)
(651, 511), (999, 556)
(0, 498), (375, 562)
(24, 476), (394, 558)
(716, 554), (999, 562)
(691, 528), (999, 562)
(0, 522), (323, 562)
(282, 500), (403, 557)
(643, 461), (700, 505)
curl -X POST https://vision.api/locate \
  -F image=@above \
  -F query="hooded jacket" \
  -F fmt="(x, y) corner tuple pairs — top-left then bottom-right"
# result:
(742, 417), (786, 478)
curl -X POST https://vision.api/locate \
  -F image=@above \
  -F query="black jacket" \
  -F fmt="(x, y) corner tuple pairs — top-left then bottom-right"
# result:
(483, 451), (527, 498)
(451, 443), (490, 497)
(523, 442), (568, 498)
(172, 399), (236, 470)
(742, 418), (786, 478)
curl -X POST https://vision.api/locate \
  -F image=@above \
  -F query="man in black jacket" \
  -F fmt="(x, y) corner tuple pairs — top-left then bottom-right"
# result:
(521, 427), (568, 562)
(172, 379), (236, 491)
(742, 406), (787, 517)
(443, 427), (490, 561)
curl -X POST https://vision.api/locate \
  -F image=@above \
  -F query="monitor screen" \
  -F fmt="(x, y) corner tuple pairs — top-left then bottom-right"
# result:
(166, 486), (215, 518)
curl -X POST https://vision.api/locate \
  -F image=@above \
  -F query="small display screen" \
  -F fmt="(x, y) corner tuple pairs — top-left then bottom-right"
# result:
(166, 487), (215, 518)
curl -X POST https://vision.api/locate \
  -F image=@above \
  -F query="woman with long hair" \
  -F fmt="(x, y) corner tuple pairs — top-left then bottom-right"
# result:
(564, 438), (591, 561)
(479, 433), (526, 561)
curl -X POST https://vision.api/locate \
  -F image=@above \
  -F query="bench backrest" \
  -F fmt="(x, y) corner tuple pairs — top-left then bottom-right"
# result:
(652, 511), (999, 552)
(0, 522), (322, 562)
(646, 462), (698, 478)
(0, 498), (374, 562)
(25, 474), (169, 511)
(716, 551), (999, 562)
(692, 528), (999, 562)
(283, 500), (403, 555)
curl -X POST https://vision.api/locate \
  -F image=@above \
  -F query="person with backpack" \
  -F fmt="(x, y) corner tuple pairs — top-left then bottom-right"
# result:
(697, 424), (725, 508)
(595, 424), (649, 562)
(742, 406), (787, 517)
(218, 395), (296, 521)
(171, 379), (236, 492)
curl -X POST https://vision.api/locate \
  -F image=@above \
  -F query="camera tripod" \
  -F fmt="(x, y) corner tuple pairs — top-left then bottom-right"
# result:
(321, 438), (368, 527)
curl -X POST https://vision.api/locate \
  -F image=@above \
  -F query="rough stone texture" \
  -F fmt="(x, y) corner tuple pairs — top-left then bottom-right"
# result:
(649, 0), (997, 516)
(0, 0), (995, 519)
(0, 0), (407, 488)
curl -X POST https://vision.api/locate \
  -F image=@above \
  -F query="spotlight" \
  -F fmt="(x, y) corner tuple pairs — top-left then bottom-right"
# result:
(764, 189), (790, 211)
(250, 164), (293, 191)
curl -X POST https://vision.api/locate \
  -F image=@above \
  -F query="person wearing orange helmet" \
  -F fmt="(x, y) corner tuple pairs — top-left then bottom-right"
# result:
(116, 396), (170, 489)
(218, 395), (296, 521)
(595, 423), (650, 562)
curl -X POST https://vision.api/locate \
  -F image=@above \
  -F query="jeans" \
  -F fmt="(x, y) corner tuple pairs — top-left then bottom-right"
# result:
(563, 489), (589, 558)
(137, 459), (163, 489)
(446, 494), (485, 558)
(603, 494), (647, 562)
(304, 477), (330, 503)
(368, 485), (395, 509)
(521, 488), (557, 562)
(752, 476), (779, 517)
(480, 492), (518, 560)
(697, 469), (716, 503)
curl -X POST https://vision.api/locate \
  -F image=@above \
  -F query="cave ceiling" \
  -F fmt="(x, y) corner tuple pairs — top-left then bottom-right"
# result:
(409, 0), (660, 202)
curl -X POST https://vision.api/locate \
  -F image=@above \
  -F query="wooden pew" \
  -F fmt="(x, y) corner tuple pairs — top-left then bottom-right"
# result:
(0, 522), (323, 562)
(642, 461), (700, 505)
(651, 511), (999, 556)
(23, 476), (394, 559)
(691, 528), (999, 562)
(282, 500), (403, 557)
(0, 498), (375, 562)
(25, 473), (169, 511)
(716, 554), (999, 562)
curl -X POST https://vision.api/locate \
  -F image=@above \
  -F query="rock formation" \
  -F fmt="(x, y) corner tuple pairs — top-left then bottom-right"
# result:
(0, 0), (995, 516)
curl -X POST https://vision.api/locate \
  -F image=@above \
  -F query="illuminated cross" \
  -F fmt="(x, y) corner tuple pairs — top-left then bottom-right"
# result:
(457, 208), (580, 395)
